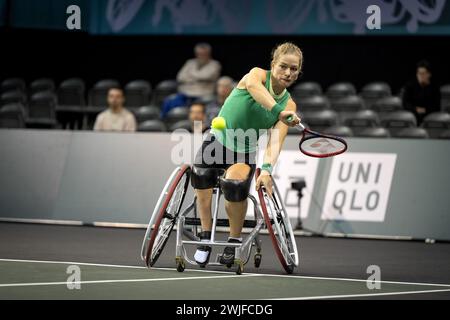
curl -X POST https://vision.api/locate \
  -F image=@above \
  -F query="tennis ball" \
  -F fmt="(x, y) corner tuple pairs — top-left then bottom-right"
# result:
(211, 116), (226, 130)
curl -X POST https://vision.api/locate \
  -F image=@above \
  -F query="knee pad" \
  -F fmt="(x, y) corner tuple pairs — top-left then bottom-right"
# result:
(191, 166), (219, 189)
(219, 177), (251, 202)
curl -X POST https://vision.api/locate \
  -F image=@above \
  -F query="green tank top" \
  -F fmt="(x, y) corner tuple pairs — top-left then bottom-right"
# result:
(211, 71), (290, 153)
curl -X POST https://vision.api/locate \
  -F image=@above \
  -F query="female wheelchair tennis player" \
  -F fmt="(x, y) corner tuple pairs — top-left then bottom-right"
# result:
(141, 42), (303, 274)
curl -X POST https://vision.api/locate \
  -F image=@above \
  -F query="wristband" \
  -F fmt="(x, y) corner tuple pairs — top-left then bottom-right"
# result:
(270, 103), (283, 119)
(261, 163), (273, 174)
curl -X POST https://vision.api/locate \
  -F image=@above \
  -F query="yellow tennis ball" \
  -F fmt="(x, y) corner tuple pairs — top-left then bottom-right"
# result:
(211, 116), (226, 130)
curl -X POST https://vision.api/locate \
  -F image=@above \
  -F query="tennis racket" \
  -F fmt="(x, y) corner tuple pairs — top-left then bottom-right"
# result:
(287, 115), (347, 158)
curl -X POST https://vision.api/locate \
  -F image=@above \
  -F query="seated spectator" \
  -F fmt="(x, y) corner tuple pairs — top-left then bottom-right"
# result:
(161, 43), (221, 118)
(402, 60), (440, 125)
(205, 76), (234, 125)
(189, 101), (209, 134)
(93, 87), (137, 132)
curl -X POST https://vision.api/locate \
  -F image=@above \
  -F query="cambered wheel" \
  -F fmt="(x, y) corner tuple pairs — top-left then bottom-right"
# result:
(141, 165), (191, 267)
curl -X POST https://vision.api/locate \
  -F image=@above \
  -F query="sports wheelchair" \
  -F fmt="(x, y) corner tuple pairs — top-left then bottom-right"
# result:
(141, 164), (299, 275)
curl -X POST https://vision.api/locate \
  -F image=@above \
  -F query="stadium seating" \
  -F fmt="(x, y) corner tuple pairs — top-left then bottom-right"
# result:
(421, 112), (450, 139)
(371, 96), (403, 113)
(380, 110), (417, 136)
(356, 127), (390, 138)
(89, 79), (120, 107)
(30, 78), (55, 95)
(323, 125), (354, 137)
(1, 75), (447, 139)
(1, 91), (27, 107)
(442, 103), (450, 113)
(291, 82), (322, 100)
(297, 95), (330, 112)
(360, 82), (391, 108)
(134, 105), (160, 123)
(393, 127), (429, 139)
(342, 110), (379, 135)
(302, 110), (338, 132)
(439, 129), (450, 139)
(331, 95), (365, 113)
(326, 82), (356, 100)
(1, 78), (26, 93)
(165, 106), (189, 126)
(440, 84), (450, 110)
(0, 103), (26, 128)
(138, 120), (167, 132)
(169, 120), (192, 132)
(26, 91), (57, 128)
(125, 80), (152, 107)
(152, 80), (178, 107)
(57, 78), (86, 106)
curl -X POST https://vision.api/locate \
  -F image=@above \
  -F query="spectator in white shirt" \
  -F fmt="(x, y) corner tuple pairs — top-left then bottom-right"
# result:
(93, 87), (137, 132)
(161, 43), (221, 118)
(177, 43), (221, 98)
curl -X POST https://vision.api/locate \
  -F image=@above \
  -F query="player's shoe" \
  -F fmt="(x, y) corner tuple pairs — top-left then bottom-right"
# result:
(219, 238), (242, 265)
(194, 231), (212, 267)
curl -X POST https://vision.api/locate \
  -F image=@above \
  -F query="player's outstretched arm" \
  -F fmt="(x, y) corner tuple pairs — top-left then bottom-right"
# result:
(263, 99), (297, 168)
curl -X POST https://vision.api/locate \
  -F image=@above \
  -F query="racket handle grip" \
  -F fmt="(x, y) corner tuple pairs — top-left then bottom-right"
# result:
(287, 115), (305, 131)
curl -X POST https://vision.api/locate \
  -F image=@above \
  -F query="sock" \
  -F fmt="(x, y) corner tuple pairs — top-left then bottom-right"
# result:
(194, 249), (210, 264)
(194, 232), (211, 264)
(228, 236), (242, 242)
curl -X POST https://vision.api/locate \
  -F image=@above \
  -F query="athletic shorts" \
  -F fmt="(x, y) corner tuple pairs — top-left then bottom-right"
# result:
(193, 132), (256, 186)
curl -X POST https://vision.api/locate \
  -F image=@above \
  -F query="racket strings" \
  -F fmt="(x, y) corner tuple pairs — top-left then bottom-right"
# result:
(300, 135), (347, 157)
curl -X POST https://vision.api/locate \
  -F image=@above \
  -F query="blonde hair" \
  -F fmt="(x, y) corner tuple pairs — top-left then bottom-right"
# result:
(271, 42), (303, 70)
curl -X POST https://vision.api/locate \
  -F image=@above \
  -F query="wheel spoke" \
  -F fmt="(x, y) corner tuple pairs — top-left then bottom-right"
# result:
(151, 220), (173, 258)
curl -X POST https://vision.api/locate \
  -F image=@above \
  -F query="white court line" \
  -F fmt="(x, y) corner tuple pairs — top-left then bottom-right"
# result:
(0, 258), (146, 270)
(256, 273), (450, 288)
(0, 258), (231, 274)
(0, 274), (257, 288)
(1, 258), (450, 289)
(267, 288), (450, 300)
(0, 258), (242, 275)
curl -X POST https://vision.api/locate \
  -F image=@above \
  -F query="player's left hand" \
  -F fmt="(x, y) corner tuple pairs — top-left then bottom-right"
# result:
(256, 170), (273, 197)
